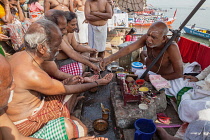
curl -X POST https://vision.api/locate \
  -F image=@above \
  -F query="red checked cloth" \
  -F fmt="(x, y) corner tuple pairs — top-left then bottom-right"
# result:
(60, 62), (83, 76)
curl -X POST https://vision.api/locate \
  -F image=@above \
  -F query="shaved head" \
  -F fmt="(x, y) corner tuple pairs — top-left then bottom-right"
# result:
(146, 21), (169, 48)
(150, 21), (169, 36)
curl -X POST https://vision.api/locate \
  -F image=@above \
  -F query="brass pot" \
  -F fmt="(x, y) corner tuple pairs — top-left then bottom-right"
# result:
(93, 119), (109, 132)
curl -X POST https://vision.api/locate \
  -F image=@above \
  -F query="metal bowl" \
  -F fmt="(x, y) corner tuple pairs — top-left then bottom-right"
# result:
(107, 65), (119, 72)
(93, 119), (109, 132)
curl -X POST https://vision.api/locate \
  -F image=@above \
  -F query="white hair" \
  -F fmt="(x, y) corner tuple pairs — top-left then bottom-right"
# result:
(24, 32), (47, 49)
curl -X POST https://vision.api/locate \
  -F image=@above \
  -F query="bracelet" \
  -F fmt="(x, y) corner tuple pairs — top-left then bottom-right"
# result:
(95, 81), (99, 86)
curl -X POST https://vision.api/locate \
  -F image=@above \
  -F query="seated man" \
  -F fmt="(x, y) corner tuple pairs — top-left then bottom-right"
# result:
(64, 11), (100, 63)
(7, 19), (113, 138)
(0, 54), (39, 140)
(100, 21), (183, 95)
(45, 9), (100, 76)
(173, 65), (210, 123)
(0, 55), (108, 140)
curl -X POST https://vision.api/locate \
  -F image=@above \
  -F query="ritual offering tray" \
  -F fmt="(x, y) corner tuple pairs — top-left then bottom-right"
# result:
(123, 80), (142, 106)
(117, 73), (141, 105)
(116, 73), (158, 106)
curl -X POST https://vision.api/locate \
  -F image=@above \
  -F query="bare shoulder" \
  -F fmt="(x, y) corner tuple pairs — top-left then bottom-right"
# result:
(167, 41), (182, 62)
(168, 41), (179, 52)
(9, 53), (51, 88)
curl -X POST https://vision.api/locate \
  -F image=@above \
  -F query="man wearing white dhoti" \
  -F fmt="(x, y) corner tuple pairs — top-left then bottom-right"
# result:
(74, 0), (88, 44)
(85, 0), (112, 58)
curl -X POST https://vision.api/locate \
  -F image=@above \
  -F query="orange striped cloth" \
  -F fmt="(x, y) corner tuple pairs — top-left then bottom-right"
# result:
(15, 95), (72, 137)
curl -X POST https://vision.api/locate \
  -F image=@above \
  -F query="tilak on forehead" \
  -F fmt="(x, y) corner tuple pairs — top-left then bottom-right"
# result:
(148, 31), (159, 35)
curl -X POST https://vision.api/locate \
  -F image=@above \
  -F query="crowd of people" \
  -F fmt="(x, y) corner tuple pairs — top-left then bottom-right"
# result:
(0, 0), (113, 139)
(0, 0), (210, 139)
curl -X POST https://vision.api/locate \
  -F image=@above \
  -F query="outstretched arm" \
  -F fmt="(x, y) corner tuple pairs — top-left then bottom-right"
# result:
(100, 35), (147, 70)
(60, 39), (100, 73)
(68, 34), (96, 53)
(41, 61), (74, 80)
(24, 69), (113, 95)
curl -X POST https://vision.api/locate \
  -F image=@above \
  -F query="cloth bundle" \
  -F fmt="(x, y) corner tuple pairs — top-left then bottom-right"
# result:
(149, 75), (171, 91)
(2, 20), (31, 51)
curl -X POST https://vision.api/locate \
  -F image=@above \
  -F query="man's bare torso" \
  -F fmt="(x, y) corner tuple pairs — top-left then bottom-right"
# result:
(87, 0), (108, 26)
(7, 51), (46, 122)
(56, 34), (74, 60)
(146, 42), (177, 75)
(49, 0), (70, 11)
(74, 0), (85, 11)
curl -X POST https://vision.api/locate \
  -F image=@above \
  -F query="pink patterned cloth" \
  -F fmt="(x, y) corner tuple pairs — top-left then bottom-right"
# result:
(2, 20), (31, 51)
(29, 2), (44, 12)
(149, 75), (171, 91)
(60, 62), (83, 76)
